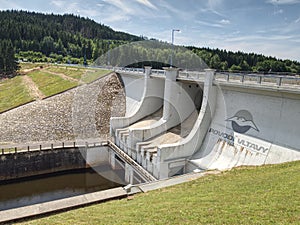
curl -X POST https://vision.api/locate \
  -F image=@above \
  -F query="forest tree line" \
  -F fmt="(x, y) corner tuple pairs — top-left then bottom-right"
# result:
(0, 10), (300, 78)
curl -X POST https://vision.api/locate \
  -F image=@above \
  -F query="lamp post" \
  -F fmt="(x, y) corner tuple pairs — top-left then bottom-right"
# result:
(170, 29), (180, 67)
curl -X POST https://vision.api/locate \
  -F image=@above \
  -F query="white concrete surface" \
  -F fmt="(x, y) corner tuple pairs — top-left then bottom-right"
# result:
(111, 67), (300, 179)
(189, 76), (300, 171)
(110, 67), (165, 135)
(127, 68), (201, 148)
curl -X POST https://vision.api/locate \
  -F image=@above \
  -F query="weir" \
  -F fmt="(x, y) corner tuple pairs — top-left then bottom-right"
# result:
(112, 67), (300, 179)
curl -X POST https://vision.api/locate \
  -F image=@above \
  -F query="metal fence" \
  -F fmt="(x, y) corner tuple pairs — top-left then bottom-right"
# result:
(0, 140), (108, 155)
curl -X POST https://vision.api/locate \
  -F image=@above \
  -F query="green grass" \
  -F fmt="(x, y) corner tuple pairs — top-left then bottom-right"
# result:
(44, 66), (85, 80)
(45, 66), (111, 83)
(18, 161), (300, 225)
(28, 70), (78, 97)
(19, 62), (46, 71)
(0, 76), (34, 113)
(81, 69), (111, 83)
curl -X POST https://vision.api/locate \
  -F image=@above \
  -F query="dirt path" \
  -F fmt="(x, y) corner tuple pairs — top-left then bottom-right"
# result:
(21, 75), (46, 100)
(42, 69), (81, 83)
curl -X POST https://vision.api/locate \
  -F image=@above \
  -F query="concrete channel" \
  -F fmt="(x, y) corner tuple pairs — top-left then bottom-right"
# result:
(0, 140), (211, 223)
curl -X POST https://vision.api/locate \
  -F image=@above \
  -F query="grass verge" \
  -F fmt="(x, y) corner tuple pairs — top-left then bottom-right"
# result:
(28, 71), (78, 97)
(45, 66), (111, 83)
(44, 66), (85, 80)
(81, 69), (111, 83)
(0, 76), (34, 113)
(18, 161), (300, 225)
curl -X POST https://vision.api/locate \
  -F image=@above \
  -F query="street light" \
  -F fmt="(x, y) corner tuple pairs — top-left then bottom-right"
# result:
(170, 29), (180, 67)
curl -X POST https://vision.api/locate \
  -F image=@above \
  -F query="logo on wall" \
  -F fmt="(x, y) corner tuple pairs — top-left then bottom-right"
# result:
(226, 110), (259, 134)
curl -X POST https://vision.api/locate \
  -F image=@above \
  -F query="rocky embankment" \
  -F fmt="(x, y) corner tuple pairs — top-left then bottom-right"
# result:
(0, 73), (125, 145)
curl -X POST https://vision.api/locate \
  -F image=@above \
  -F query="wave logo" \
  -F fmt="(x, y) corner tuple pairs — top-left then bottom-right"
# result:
(226, 110), (259, 134)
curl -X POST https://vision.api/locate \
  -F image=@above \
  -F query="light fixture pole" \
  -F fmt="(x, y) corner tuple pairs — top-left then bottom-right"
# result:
(170, 29), (180, 67)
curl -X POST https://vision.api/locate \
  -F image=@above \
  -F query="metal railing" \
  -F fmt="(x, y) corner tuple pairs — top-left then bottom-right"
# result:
(151, 69), (166, 77)
(114, 67), (145, 74)
(215, 72), (300, 88)
(0, 140), (108, 155)
(114, 67), (300, 89)
(108, 141), (157, 182)
(178, 71), (205, 80)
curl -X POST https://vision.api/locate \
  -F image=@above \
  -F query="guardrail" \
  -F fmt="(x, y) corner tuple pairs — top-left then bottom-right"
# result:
(113, 67), (300, 88)
(0, 140), (108, 155)
(178, 71), (205, 80)
(151, 69), (166, 77)
(108, 141), (157, 182)
(114, 67), (145, 74)
(215, 72), (300, 87)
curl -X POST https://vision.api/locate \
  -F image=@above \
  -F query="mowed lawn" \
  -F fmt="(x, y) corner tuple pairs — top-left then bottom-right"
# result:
(19, 161), (300, 225)
(0, 64), (112, 113)
(0, 76), (33, 113)
(45, 66), (111, 83)
(44, 66), (86, 80)
(81, 69), (111, 83)
(28, 70), (78, 97)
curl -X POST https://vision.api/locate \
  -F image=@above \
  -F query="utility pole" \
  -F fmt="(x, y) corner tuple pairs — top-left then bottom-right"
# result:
(170, 29), (180, 67)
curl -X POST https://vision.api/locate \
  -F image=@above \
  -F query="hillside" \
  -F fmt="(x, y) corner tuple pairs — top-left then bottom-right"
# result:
(0, 10), (300, 77)
(0, 10), (143, 72)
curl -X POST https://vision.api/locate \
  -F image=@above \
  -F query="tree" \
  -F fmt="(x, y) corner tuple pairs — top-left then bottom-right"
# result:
(229, 64), (242, 72)
(41, 36), (55, 56)
(210, 54), (221, 70)
(0, 39), (18, 78)
(239, 60), (251, 71)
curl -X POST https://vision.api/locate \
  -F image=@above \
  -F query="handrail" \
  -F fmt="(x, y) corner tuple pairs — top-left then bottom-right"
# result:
(108, 141), (157, 182)
(215, 72), (300, 87)
(113, 67), (300, 88)
(0, 141), (108, 155)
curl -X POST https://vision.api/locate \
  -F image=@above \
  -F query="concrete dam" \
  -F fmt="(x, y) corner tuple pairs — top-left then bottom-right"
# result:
(110, 67), (300, 180)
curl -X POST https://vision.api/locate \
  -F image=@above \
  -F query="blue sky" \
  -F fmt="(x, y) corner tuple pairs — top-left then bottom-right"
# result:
(0, 0), (300, 61)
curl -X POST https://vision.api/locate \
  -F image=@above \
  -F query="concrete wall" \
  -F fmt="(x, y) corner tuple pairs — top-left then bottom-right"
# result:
(128, 68), (201, 146)
(154, 69), (216, 179)
(188, 80), (300, 171)
(0, 147), (108, 181)
(110, 68), (165, 134)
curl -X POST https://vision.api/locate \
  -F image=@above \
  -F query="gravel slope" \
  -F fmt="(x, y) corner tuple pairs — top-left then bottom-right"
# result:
(0, 73), (125, 145)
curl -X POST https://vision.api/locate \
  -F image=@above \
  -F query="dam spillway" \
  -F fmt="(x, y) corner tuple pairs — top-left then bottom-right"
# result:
(111, 67), (300, 180)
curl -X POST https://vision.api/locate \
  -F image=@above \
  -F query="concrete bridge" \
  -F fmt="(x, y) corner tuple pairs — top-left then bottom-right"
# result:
(110, 67), (300, 180)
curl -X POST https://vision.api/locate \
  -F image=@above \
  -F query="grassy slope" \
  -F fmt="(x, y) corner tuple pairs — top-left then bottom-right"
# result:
(19, 161), (300, 225)
(81, 69), (111, 83)
(44, 66), (85, 80)
(44, 66), (110, 83)
(0, 76), (33, 113)
(0, 65), (111, 113)
(27, 70), (78, 97)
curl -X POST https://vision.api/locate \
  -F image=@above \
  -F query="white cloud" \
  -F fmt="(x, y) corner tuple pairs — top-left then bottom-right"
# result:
(196, 20), (223, 28)
(273, 8), (284, 14)
(266, 0), (300, 5)
(50, 0), (65, 8)
(135, 0), (157, 10)
(219, 19), (230, 24)
(207, 0), (223, 9)
(295, 17), (300, 23)
(102, 0), (134, 14)
(0, 0), (22, 10)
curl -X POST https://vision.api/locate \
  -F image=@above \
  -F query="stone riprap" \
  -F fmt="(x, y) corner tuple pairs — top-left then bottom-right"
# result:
(0, 73), (125, 145)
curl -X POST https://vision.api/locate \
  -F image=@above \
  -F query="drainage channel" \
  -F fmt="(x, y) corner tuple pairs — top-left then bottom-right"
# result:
(0, 140), (157, 223)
